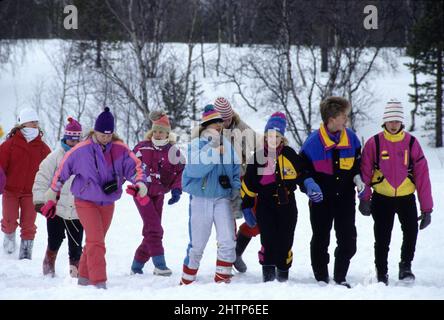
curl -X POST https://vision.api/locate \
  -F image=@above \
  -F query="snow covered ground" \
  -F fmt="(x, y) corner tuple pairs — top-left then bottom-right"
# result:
(0, 41), (443, 300)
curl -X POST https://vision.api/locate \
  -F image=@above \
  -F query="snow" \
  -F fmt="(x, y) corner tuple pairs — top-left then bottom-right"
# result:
(1, 41), (444, 300)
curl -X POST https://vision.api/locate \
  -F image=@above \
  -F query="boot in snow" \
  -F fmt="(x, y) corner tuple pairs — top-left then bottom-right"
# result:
(276, 268), (289, 282)
(69, 259), (80, 278)
(262, 265), (276, 282)
(78, 277), (89, 286)
(152, 255), (172, 276)
(233, 232), (251, 273)
(130, 259), (145, 275)
(3, 232), (16, 254)
(19, 239), (34, 260)
(399, 261), (415, 282)
(42, 248), (58, 277)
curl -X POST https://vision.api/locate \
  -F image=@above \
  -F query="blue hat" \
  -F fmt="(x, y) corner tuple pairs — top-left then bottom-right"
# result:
(264, 112), (286, 136)
(94, 107), (114, 134)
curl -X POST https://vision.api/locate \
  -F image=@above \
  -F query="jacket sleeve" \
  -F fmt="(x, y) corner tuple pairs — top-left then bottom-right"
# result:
(0, 165), (5, 194)
(122, 147), (146, 184)
(0, 139), (12, 173)
(241, 156), (258, 209)
(351, 135), (362, 177)
(411, 139), (433, 212)
(33, 152), (57, 204)
(360, 137), (376, 201)
(50, 148), (78, 192)
(170, 147), (186, 191)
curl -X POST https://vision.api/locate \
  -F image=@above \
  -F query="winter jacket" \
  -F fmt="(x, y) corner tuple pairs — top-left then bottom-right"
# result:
(182, 135), (241, 198)
(0, 130), (51, 194)
(360, 129), (433, 212)
(50, 136), (145, 206)
(0, 165), (5, 194)
(300, 124), (361, 201)
(33, 143), (79, 220)
(241, 145), (307, 209)
(133, 139), (185, 197)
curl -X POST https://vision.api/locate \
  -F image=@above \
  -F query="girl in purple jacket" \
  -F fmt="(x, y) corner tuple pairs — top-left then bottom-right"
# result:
(45, 108), (146, 289)
(130, 111), (185, 276)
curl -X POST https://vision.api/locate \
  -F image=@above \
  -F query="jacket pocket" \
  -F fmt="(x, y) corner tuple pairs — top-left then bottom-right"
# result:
(339, 157), (354, 170)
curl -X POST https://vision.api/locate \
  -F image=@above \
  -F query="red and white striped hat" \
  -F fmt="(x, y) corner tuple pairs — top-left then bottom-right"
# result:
(214, 97), (234, 121)
(383, 99), (404, 123)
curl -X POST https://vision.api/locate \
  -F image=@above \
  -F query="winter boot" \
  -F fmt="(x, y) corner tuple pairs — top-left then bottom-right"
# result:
(399, 261), (415, 282)
(314, 265), (329, 285)
(233, 232), (251, 273)
(94, 282), (107, 289)
(69, 259), (80, 278)
(19, 239), (34, 260)
(180, 265), (198, 285)
(130, 259), (145, 275)
(77, 277), (89, 286)
(214, 260), (233, 283)
(262, 265), (276, 282)
(334, 280), (352, 289)
(377, 273), (389, 286)
(276, 268), (289, 282)
(3, 232), (16, 254)
(152, 255), (172, 276)
(42, 248), (58, 277)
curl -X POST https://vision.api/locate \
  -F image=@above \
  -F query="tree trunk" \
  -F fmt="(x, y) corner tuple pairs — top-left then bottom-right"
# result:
(409, 58), (419, 132)
(436, 48), (443, 147)
(321, 24), (329, 72)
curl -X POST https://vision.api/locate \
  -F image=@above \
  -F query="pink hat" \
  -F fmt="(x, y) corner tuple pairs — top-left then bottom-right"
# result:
(150, 111), (171, 132)
(64, 117), (82, 141)
(214, 97), (234, 121)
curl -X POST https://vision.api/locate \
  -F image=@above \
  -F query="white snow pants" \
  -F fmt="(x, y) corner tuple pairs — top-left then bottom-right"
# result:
(184, 195), (236, 270)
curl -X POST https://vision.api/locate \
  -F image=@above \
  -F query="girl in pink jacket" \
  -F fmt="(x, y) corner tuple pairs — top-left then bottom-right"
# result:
(359, 100), (433, 285)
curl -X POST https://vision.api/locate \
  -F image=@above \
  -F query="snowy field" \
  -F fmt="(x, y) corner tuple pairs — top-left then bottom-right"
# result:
(0, 41), (443, 300)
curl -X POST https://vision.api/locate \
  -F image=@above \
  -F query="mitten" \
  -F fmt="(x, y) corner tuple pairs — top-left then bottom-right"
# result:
(41, 200), (57, 219)
(242, 208), (257, 228)
(418, 211), (432, 230)
(358, 200), (372, 216)
(304, 178), (323, 203)
(168, 188), (181, 205)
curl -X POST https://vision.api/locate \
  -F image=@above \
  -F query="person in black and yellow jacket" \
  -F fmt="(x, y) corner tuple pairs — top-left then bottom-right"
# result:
(241, 112), (315, 282)
(300, 97), (364, 288)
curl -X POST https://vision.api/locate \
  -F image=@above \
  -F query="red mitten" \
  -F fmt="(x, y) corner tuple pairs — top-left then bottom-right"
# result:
(126, 185), (138, 197)
(41, 200), (57, 219)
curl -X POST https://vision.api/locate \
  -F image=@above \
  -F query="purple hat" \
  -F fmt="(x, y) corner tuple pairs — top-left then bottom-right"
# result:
(264, 112), (287, 136)
(94, 107), (115, 134)
(64, 117), (82, 141)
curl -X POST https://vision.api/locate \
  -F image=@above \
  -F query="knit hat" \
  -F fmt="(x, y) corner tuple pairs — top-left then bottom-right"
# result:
(64, 117), (83, 141)
(201, 104), (224, 127)
(94, 107), (115, 134)
(214, 97), (234, 121)
(383, 99), (404, 123)
(264, 112), (287, 136)
(18, 108), (39, 125)
(150, 111), (171, 132)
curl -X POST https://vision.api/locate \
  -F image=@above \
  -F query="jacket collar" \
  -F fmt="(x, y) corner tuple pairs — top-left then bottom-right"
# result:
(319, 124), (350, 150)
(383, 129), (405, 142)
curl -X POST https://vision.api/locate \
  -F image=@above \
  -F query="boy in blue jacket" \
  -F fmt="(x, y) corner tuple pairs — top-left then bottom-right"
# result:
(181, 105), (241, 285)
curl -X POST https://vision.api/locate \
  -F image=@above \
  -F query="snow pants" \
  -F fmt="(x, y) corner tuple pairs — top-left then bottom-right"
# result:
(371, 192), (419, 275)
(75, 199), (114, 285)
(1, 190), (37, 240)
(47, 215), (83, 262)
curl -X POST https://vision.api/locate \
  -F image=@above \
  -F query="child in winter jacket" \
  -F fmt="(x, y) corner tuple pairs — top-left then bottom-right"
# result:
(299, 97), (363, 288)
(0, 108), (51, 259)
(359, 100), (433, 285)
(33, 117), (84, 278)
(241, 112), (308, 282)
(213, 97), (263, 274)
(180, 105), (241, 285)
(130, 111), (185, 276)
(45, 107), (146, 289)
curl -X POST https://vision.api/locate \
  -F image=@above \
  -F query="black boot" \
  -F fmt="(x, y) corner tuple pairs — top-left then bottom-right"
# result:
(399, 261), (415, 282)
(276, 268), (289, 282)
(233, 232), (251, 273)
(262, 265), (276, 282)
(377, 273), (389, 286)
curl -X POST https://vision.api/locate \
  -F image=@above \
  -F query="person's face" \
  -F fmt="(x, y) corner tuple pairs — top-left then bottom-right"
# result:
(327, 111), (348, 133)
(153, 129), (168, 140)
(65, 139), (80, 147)
(206, 121), (224, 133)
(223, 117), (233, 129)
(95, 131), (113, 145)
(265, 131), (283, 150)
(22, 121), (39, 128)
(385, 121), (402, 134)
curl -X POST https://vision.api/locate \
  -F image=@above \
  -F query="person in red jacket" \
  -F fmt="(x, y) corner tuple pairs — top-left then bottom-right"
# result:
(0, 108), (51, 259)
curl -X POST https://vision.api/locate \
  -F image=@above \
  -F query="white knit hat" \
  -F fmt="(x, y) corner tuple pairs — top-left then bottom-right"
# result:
(18, 108), (39, 125)
(383, 99), (404, 123)
(214, 97), (234, 121)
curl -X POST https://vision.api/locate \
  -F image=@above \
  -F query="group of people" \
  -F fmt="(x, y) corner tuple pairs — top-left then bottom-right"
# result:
(0, 95), (433, 289)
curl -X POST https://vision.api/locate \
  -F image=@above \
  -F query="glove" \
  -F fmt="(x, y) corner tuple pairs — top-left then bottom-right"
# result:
(242, 208), (257, 228)
(168, 188), (182, 205)
(45, 188), (58, 203)
(34, 203), (44, 213)
(41, 200), (57, 219)
(304, 178), (323, 203)
(353, 174), (366, 198)
(418, 211), (432, 230)
(126, 183), (150, 206)
(359, 200), (372, 216)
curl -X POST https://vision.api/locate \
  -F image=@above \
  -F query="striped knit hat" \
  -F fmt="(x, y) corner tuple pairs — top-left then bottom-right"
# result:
(150, 111), (171, 132)
(201, 104), (224, 127)
(214, 97), (234, 121)
(64, 117), (82, 141)
(383, 99), (404, 123)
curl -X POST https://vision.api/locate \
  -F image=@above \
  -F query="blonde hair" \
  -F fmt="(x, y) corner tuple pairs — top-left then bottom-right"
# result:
(144, 129), (177, 144)
(88, 129), (123, 142)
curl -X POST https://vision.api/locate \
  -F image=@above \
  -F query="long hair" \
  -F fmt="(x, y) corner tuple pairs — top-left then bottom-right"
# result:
(87, 129), (123, 142)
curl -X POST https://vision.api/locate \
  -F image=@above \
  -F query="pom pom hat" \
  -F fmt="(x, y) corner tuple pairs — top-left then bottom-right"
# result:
(94, 107), (115, 134)
(64, 117), (82, 141)
(264, 112), (287, 136)
(200, 104), (224, 127)
(214, 97), (234, 121)
(149, 111), (171, 132)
